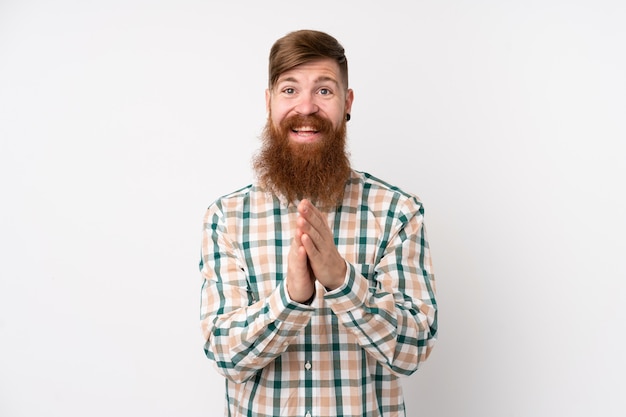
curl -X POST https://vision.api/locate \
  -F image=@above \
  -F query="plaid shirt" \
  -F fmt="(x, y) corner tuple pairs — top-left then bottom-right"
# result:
(200, 170), (437, 417)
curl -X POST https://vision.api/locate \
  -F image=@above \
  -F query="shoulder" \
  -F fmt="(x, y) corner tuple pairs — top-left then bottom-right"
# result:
(203, 184), (254, 219)
(204, 182), (282, 220)
(214, 184), (254, 204)
(349, 170), (424, 215)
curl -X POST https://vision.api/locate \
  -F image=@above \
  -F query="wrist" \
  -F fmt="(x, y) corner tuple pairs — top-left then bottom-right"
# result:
(286, 280), (315, 304)
(301, 292), (315, 305)
(324, 261), (347, 291)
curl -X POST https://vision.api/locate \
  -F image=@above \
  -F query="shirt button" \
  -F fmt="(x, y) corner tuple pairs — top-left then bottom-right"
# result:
(305, 412), (311, 417)
(304, 361), (312, 371)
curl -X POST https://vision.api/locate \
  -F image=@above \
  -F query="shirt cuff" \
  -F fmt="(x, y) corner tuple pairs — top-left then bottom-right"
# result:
(268, 280), (315, 327)
(323, 260), (369, 315)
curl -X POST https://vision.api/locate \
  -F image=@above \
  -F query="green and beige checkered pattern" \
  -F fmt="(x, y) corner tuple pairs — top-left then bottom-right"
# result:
(200, 170), (437, 417)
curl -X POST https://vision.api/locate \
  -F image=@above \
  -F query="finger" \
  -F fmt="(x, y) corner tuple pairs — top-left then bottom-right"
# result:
(297, 216), (318, 249)
(293, 227), (304, 247)
(298, 199), (326, 227)
(290, 237), (301, 254)
(301, 232), (320, 258)
(287, 243), (315, 302)
(296, 245), (308, 266)
(298, 202), (331, 244)
(288, 240), (309, 276)
(299, 216), (335, 258)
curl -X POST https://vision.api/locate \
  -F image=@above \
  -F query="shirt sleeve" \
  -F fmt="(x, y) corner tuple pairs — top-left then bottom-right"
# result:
(323, 197), (438, 376)
(199, 203), (314, 384)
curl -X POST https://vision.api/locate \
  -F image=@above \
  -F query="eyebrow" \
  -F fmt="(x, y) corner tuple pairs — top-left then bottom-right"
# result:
(276, 75), (340, 88)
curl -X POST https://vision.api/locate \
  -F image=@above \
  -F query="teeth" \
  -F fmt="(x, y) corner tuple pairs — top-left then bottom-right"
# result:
(295, 126), (316, 132)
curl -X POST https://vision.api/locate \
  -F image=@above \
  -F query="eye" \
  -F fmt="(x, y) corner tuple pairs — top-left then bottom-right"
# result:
(282, 87), (296, 95)
(318, 88), (332, 96)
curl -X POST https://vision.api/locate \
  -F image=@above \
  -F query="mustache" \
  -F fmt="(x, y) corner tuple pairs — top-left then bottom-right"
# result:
(281, 114), (334, 134)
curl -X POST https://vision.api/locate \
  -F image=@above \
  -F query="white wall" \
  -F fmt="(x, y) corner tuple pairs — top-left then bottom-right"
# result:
(1, 1), (624, 416)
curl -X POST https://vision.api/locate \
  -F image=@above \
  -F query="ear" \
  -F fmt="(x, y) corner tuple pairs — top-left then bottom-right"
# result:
(345, 88), (354, 115)
(265, 89), (271, 113)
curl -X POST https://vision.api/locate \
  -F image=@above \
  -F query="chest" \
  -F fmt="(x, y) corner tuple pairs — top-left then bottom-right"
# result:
(237, 207), (389, 299)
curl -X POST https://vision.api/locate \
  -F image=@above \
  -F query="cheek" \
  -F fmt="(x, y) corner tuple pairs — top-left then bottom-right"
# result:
(329, 108), (346, 129)
(270, 113), (285, 130)
(328, 100), (346, 119)
(269, 103), (289, 124)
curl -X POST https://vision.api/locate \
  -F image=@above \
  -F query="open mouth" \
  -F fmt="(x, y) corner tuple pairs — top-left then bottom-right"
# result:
(292, 126), (319, 136)
(283, 115), (331, 143)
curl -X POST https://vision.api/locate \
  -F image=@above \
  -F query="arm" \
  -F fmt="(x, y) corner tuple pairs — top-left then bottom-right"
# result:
(199, 203), (314, 383)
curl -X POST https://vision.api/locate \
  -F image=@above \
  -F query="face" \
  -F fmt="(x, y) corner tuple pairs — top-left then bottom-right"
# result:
(265, 58), (354, 144)
(254, 58), (354, 207)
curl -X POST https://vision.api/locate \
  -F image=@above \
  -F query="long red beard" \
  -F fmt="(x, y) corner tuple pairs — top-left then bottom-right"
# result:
(253, 113), (351, 208)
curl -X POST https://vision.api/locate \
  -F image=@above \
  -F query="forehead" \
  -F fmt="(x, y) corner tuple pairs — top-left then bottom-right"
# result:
(275, 59), (342, 85)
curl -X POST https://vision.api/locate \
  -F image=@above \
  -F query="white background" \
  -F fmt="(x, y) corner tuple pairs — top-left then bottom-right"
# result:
(1, 1), (625, 416)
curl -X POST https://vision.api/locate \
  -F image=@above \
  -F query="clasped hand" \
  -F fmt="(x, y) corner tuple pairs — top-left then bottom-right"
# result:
(286, 199), (347, 303)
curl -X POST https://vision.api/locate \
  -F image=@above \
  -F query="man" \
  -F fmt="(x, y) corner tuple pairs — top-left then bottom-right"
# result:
(200, 29), (437, 417)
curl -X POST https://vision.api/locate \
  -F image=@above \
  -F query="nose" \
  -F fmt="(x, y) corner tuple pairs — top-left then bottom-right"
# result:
(294, 92), (319, 116)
